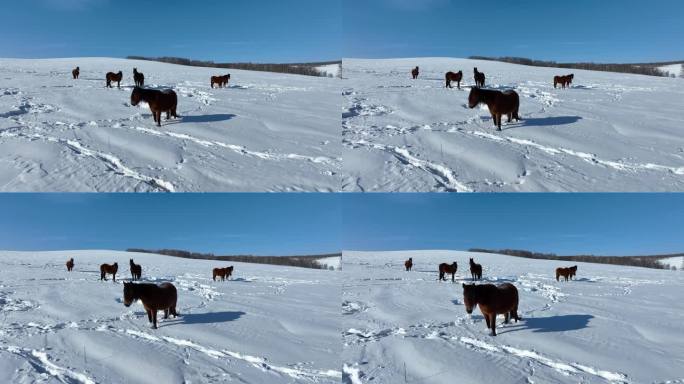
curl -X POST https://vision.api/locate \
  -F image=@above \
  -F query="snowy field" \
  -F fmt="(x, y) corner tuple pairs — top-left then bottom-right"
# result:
(658, 256), (683, 270)
(342, 58), (684, 192)
(0, 250), (341, 383)
(342, 250), (684, 384)
(0, 58), (340, 192)
(658, 64), (683, 78)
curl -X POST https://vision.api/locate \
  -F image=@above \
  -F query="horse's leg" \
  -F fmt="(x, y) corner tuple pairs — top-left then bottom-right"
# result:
(147, 310), (152, 323)
(457, 80), (460, 90)
(166, 110), (170, 120)
(153, 311), (158, 329)
(490, 314), (497, 336)
(504, 312), (510, 324)
(451, 272), (455, 282)
(497, 114), (502, 131)
(113, 273), (116, 282)
(507, 113), (512, 123)
(484, 313), (491, 329)
(164, 309), (169, 319)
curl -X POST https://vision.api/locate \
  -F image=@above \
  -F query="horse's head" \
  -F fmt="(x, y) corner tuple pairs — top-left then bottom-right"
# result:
(468, 88), (480, 108)
(123, 282), (137, 307)
(130, 88), (142, 106)
(462, 283), (478, 314)
(452, 262), (457, 268)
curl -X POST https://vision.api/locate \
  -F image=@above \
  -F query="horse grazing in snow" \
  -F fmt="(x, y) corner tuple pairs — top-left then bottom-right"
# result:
(462, 283), (520, 336)
(123, 282), (178, 329)
(468, 87), (521, 131)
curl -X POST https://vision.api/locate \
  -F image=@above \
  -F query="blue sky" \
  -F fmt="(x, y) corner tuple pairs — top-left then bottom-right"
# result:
(0, 0), (341, 62)
(343, 194), (684, 256)
(0, 194), (341, 255)
(344, 0), (684, 63)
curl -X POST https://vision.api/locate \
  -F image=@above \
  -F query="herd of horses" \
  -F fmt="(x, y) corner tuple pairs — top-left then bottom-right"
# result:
(403, 256), (579, 336)
(64, 257), (234, 329)
(70, 65), (231, 126)
(410, 65), (576, 131)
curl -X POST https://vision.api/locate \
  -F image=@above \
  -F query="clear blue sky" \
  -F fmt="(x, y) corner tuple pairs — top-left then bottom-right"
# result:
(343, 194), (684, 256)
(0, 194), (341, 255)
(344, 0), (684, 63)
(0, 0), (341, 63)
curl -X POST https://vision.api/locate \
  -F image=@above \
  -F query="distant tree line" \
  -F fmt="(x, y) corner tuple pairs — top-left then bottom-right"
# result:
(127, 56), (340, 78)
(468, 56), (680, 77)
(468, 248), (681, 270)
(126, 248), (340, 270)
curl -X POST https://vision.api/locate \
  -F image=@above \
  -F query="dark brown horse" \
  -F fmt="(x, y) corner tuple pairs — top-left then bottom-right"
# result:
(66, 258), (74, 272)
(130, 87), (179, 127)
(556, 266), (577, 281)
(129, 259), (142, 281)
(404, 257), (413, 271)
(72, 67), (79, 79)
(411, 66), (419, 79)
(473, 67), (486, 88)
(212, 266), (234, 281)
(210, 74), (230, 88)
(554, 74), (574, 89)
(133, 68), (145, 87)
(123, 282), (178, 329)
(106, 71), (123, 88)
(469, 258), (482, 280)
(439, 262), (458, 282)
(445, 71), (463, 89)
(462, 283), (520, 336)
(468, 87), (521, 131)
(100, 262), (118, 282)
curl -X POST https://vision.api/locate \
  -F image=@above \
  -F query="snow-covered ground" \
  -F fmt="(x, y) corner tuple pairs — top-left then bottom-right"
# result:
(0, 58), (340, 192)
(342, 58), (684, 192)
(317, 64), (342, 78)
(342, 250), (684, 384)
(658, 256), (683, 270)
(0, 250), (341, 383)
(316, 256), (342, 270)
(658, 64), (683, 78)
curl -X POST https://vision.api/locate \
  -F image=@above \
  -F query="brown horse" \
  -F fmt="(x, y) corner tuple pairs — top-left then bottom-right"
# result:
(469, 258), (482, 280)
(468, 87), (521, 131)
(106, 71), (123, 88)
(439, 262), (458, 282)
(404, 257), (413, 271)
(212, 266), (234, 281)
(473, 67), (486, 88)
(556, 266), (577, 281)
(411, 66), (419, 79)
(100, 262), (118, 282)
(130, 87), (179, 127)
(462, 283), (520, 336)
(210, 74), (230, 88)
(72, 67), (79, 79)
(123, 282), (178, 329)
(129, 259), (142, 281)
(66, 258), (74, 272)
(445, 71), (463, 89)
(554, 74), (574, 89)
(133, 68), (145, 87)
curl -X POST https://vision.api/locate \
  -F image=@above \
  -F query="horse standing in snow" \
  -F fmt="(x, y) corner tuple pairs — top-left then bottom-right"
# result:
(439, 262), (458, 282)
(210, 74), (230, 88)
(469, 258), (482, 280)
(133, 68), (145, 87)
(100, 262), (118, 282)
(555, 266), (577, 281)
(411, 66), (419, 79)
(123, 282), (178, 329)
(462, 283), (520, 336)
(212, 266), (234, 281)
(72, 67), (79, 79)
(106, 71), (123, 88)
(445, 71), (463, 89)
(473, 67), (486, 87)
(130, 87), (179, 127)
(404, 257), (413, 271)
(66, 258), (74, 272)
(468, 87), (521, 131)
(129, 259), (142, 281)
(569, 265), (577, 280)
(554, 74), (574, 89)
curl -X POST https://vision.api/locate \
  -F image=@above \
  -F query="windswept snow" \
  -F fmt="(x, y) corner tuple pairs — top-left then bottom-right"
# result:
(342, 250), (684, 384)
(342, 58), (684, 192)
(659, 256), (683, 270)
(0, 58), (340, 192)
(658, 64), (683, 78)
(0, 250), (341, 383)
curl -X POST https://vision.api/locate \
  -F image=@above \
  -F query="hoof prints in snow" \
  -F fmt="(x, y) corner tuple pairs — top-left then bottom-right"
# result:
(1, 345), (95, 384)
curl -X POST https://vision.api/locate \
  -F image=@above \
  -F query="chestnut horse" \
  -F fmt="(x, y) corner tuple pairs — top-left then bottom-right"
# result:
(404, 257), (413, 271)
(411, 66), (419, 79)
(72, 67), (79, 79)
(445, 71), (463, 89)
(133, 68), (145, 87)
(212, 266), (234, 281)
(106, 71), (123, 88)
(556, 266), (577, 281)
(100, 262), (118, 282)
(439, 262), (458, 282)
(469, 258), (482, 280)
(462, 283), (520, 336)
(473, 67), (486, 88)
(129, 259), (142, 281)
(123, 282), (178, 329)
(66, 258), (74, 272)
(554, 74), (574, 89)
(210, 74), (230, 88)
(468, 87), (521, 131)
(130, 87), (179, 127)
